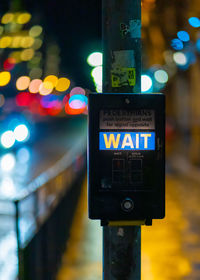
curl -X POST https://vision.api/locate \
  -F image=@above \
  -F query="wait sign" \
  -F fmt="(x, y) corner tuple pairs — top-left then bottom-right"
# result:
(99, 132), (155, 150)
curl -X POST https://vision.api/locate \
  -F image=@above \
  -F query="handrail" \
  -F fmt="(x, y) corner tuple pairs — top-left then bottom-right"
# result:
(0, 133), (87, 203)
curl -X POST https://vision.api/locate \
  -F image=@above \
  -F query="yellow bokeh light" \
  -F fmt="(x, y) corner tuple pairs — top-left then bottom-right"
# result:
(0, 72), (11, 86)
(11, 36), (22, 48)
(32, 38), (43, 50)
(17, 13), (31, 24)
(9, 51), (21, 63)
(16, 76), (30, 91)
(21, 36), (34, 48)
(29, 79), (42, 93)
(21, 48), (34, 61)
(44, 75), (58, 88)
(39, 82), (53, 96)
(1, 13), (14, 24)
(0, 36), (12, 48)
(29, 25), (43, 37)
(56, 77), (70, 92)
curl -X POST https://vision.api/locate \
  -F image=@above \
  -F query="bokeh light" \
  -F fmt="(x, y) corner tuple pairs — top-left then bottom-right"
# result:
(16, 147), (30, 163)
(41, 95), (58, 108)
(29, 79), (42, 93)
(3, 57), (16, 71)
(173, 52), (187, 66)
(91, 66), (102, 85)
(141, 74), (153, 92)
(29, 25), (43, 37)
(70, 87), (85, 97)
(32, 38), (43, 50)
(39, 82), (53, 96)
(14, 124), (29, 142)
(46, 101), (63, 116)
(177, 31), (190, 42)
(0, 36), (12, 48)
(0, 72), (11, 86)
(44, 75), (58, 88)
(87, 52), (103, 67)
(16, 76), (30, 91)
(196, 39), (200, 52)
(9, 51), (21, 63)
(16, 92), (32, 106)
(1, 131), (15, 149)
(21, 48), (34, 61)
(1, 13), (14, 24)
(0, 154), (16, 172)
(188, 17), (200, 28)
(96, 84), (102, 93)
(171, 39), (184, 51)
(10, 36), (21, 48)
(17, 13), (31, 24)
(56, 78), (70, 92)
(21, 36), (34, 48)
(154, 69), (169, 84)
(3, 58), (16, 71)
(69, 94), (88, 109)
(1, 176), (15, 196)
(65, 102), (86, 115)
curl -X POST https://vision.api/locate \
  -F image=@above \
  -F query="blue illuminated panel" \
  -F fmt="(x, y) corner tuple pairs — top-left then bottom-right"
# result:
(99, 132), (155, 150)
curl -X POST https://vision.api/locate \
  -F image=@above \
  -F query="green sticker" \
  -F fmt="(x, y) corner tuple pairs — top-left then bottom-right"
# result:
(111, 67), (136, 87)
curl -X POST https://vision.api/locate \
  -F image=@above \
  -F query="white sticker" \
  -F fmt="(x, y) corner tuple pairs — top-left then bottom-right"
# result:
(100, 109), (155, 130)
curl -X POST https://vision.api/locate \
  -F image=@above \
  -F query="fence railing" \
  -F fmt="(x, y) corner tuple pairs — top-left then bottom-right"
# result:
(0, 133), (87, 280)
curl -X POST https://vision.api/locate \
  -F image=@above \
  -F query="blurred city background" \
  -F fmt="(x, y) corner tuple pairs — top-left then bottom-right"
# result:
(0, 0), (199, 279)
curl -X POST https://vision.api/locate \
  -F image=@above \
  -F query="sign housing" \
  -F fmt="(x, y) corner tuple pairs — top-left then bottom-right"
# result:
(88, 93), (165, 224)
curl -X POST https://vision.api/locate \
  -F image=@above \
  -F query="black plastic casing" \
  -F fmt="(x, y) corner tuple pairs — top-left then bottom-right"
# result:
(88, 93), (165, 223)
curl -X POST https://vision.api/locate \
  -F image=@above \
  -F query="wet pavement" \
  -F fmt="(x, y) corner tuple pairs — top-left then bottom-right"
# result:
(57, 172), (200, 280)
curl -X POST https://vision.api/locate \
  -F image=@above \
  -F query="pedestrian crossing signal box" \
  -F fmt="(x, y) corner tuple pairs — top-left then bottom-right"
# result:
(88, 93), (165, 225)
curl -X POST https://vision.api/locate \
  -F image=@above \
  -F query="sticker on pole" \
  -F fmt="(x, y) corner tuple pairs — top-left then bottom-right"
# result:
(111, 50), (136, 87)
(111, 67), (136, 87)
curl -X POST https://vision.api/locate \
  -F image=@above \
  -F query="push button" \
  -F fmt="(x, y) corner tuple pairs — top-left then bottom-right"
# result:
(121, 198), (134, 212)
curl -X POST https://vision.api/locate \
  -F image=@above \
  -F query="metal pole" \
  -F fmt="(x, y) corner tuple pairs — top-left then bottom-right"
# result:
(102, 0), (141, 279)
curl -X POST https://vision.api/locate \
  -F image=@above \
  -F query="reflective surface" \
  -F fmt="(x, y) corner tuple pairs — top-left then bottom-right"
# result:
(57, 173), (200, 279)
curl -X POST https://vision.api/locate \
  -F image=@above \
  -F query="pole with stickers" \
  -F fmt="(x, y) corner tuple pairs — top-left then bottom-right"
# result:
(102, 1), (142, 279)
(88, 1), (165, 279)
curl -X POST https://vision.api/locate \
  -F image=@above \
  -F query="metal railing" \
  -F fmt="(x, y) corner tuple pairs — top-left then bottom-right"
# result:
(0, 134), (87, 280)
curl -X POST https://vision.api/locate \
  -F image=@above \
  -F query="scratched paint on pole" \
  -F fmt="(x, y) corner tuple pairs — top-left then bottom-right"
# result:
(111, 50), (136, 87)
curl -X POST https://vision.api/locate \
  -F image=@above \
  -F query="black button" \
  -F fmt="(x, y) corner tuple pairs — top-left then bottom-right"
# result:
(121, 198), (134, 212)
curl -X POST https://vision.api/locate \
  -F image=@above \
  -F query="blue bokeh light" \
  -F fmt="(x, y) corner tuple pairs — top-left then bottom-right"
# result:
(196, 39), (200, 52)
(188, 17), (200, 28)
(171, 39), (184, 50)
(177, 31), (190, 42)
(69, 95), (88, 109)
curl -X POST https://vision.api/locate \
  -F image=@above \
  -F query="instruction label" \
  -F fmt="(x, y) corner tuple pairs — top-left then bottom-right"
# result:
(100, 109), (155, 130)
